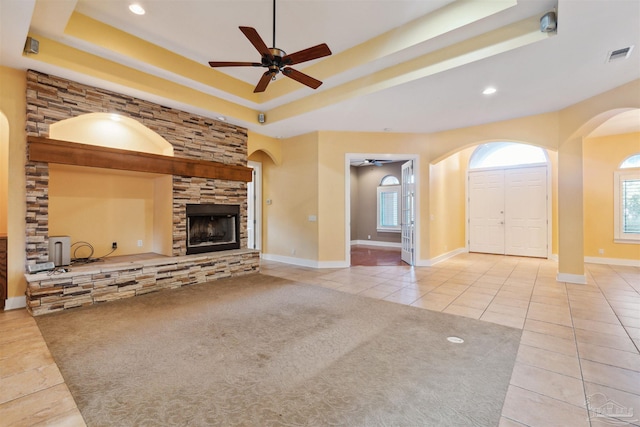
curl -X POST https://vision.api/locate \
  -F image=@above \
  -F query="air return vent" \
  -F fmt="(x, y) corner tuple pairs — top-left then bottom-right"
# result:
(607, 46), (633, 62)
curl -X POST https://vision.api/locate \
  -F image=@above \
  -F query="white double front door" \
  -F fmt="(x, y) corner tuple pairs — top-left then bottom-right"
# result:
(468, 166), (547, 258)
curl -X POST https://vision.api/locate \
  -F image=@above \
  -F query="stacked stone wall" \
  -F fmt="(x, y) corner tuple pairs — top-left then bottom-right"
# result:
(25, 70), (249, 263)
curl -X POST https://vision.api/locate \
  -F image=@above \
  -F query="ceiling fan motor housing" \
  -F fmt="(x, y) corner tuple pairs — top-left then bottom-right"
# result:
(264, 48), (287, 75)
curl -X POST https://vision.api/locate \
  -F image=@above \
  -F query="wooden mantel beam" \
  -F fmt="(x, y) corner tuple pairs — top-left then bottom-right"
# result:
(27, 136), (253, 182)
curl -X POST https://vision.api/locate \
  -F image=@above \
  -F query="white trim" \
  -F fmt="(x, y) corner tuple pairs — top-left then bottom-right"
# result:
(584, 256), (640, 267)
(416, 247), (467, 267)
(261, 253), (349, 269)
(614, 239), (640, 244)
(351, 240), (402, 248)
(556, 272), (587, 285)
(345, 153), (420, 268)
(614, 170), (640, 242)
(4, 296), (27, 310)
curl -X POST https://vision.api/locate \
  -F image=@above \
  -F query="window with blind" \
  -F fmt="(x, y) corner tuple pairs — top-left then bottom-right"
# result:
(614, 156), (640, 243)
(377, 175), (401, 232)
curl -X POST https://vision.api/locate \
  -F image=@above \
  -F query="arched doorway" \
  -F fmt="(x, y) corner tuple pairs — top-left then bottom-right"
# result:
(467, 142), (550, 258)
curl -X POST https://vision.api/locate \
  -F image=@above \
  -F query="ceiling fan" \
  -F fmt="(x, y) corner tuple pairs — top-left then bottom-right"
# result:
(357, 159), (395, 167)
(208, 0), (332, 93)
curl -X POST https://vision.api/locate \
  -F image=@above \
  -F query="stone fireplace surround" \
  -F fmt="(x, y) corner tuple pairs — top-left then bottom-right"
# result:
(24, 70), (260, 315)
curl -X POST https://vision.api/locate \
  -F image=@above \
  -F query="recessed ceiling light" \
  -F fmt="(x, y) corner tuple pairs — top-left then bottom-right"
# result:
(129, 4), (145, 15)
(482, 87), (497, 95)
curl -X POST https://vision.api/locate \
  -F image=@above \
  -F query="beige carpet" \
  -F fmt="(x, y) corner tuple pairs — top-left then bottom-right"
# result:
(36, 274), (521, 426)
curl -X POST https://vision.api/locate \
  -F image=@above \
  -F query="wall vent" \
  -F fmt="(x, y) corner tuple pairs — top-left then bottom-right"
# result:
(607, 46), (633, 62)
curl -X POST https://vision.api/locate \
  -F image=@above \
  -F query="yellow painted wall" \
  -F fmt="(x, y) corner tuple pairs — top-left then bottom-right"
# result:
(317, 131), (429, 262)
(584, 132), (640, 261)
(48, 165), (166, 257)
(258, 133), (319, 261)
(556, 80), (640, 276)
(0, 66), (27, 300)
(248, 131), (281, 165)
(429, 147), (473, 257)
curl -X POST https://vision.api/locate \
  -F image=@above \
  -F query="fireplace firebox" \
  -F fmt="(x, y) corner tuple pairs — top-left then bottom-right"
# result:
(186, 204), (240, 254)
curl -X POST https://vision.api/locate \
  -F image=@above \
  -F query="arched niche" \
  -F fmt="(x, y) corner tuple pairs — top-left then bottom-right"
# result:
(47, 113), (173, 258)
(50, 113), (174, 156)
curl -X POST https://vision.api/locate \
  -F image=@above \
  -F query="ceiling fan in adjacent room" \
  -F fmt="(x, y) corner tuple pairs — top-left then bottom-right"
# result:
(357, 159), (395, 167)
(208, 0), (332, 93)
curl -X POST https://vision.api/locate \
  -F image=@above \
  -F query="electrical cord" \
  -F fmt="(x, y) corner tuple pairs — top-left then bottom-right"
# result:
(70, 241), (117, 265)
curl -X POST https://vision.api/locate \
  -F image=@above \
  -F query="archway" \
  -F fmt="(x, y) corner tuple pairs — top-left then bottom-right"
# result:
(558, 107), (640, 283)
(467, 142), (551, 258)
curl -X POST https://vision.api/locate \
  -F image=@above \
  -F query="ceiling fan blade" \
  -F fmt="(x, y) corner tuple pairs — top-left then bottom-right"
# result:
(254, 71), (273, 93)
(282, 67), (322, 89)
(239, 26), (273, 60)
(282, 43), (332, 66)
(208, 61), (262, 68)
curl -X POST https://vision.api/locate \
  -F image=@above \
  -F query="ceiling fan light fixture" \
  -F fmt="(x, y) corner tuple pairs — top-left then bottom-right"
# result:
(128, 3), (146, 15)
(482, 87), (497, 95)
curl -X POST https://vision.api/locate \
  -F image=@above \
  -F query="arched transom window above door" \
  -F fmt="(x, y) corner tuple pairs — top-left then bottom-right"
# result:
(469, 142), (547, 169)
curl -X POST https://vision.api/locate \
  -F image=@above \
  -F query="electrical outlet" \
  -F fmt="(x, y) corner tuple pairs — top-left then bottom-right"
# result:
(112, 242), (117, 249)
(137, 240), (143, 247)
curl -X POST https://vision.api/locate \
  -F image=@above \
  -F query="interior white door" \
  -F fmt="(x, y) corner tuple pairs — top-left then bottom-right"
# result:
(469, 166), (548, 257)
(505, 166), (547, 257)
(469, 170), (505, 254)
(401, 160), (415, 265)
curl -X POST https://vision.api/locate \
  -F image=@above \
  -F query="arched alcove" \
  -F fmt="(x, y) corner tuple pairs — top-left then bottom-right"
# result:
(50, 112), (174, 156)
(47, 113), (174, 258)
(428, 140), (556, 261)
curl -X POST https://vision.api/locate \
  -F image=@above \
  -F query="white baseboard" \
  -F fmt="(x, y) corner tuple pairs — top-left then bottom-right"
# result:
(584, 256), (640, 267)
(556, 272), (587, 285)
(415, 247), (468, 267)
(261, 253), (349, 269)
(4, 296), (27, 310)
(351, 240), (402, 248)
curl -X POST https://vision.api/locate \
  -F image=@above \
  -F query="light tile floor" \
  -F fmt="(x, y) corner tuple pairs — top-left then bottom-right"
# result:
(1, 253), (638, 426)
